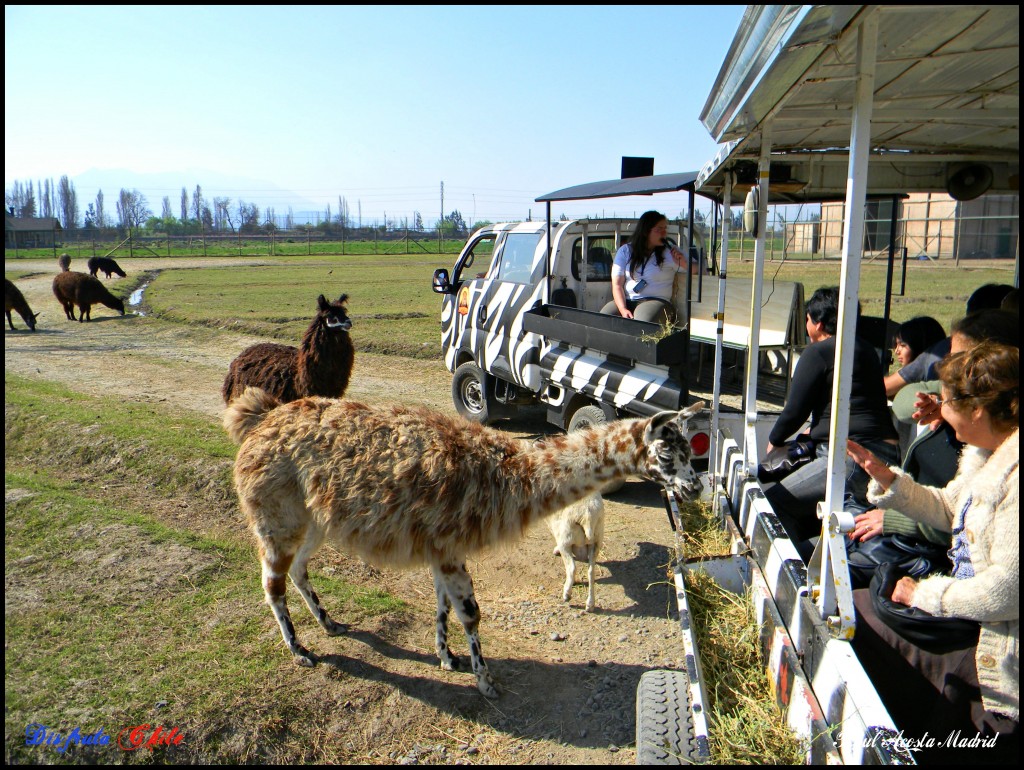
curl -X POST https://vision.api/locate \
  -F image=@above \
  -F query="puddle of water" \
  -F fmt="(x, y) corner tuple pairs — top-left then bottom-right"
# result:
(129, 281), (149, 316)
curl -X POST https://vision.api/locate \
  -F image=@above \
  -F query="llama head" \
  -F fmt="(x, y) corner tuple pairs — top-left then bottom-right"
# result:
(642, 401), (705, 501)
(317, 294), (353, 331)
(28, 311), (40, 331)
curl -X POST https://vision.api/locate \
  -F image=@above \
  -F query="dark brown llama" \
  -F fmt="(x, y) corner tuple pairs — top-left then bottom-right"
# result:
(87, 256), (127, 279)
(222, 294), (354, 404)
(5, 279), (40, 331)
(52, 271), (126, 321)
(224, 387), (705, 697)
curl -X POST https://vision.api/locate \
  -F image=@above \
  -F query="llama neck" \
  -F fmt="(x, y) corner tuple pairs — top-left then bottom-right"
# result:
(518, 418), (647, 518)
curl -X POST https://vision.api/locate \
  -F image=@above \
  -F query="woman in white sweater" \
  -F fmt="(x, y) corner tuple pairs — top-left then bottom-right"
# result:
(848, 341), (1018, 759)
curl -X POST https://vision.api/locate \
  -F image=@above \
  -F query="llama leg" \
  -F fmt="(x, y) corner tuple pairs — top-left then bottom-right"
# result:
(559, 549), (576, 603)
(585, 543), (597, 612)
(261, 548), (316, 667)
(437, 562), (498, 698)
(431, 565), (460, 672)
(289, 531), (347, 637)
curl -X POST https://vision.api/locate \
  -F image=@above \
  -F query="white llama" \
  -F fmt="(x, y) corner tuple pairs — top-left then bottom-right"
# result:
(547, 493), (604, 611)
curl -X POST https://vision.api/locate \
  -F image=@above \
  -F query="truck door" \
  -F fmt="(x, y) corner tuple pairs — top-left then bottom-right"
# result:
(465, 230), (546, 389)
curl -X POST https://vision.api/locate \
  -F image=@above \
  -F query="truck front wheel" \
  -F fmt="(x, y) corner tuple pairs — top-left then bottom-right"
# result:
(453, 362), (493, 424)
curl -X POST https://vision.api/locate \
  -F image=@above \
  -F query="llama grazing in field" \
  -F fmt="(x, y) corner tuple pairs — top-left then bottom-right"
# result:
(5, 279), (40, 331)
(223, 387), (705, 697)
(87, 256), (127, 279)
(52, 271), (126, 321)
(222, 294), (354, 404)
(547, 493), (604, 611)
(58, 253), (71, 272)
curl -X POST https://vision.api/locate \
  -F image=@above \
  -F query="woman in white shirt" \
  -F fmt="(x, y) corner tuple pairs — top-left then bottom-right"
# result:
(600, 210), (693, 325)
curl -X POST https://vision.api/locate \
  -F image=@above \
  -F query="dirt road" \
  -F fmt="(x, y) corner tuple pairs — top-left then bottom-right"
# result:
(5, 259), (688, 764)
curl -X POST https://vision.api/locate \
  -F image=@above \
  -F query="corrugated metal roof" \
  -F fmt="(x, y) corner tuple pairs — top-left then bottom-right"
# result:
(697, 5), (1019, 200)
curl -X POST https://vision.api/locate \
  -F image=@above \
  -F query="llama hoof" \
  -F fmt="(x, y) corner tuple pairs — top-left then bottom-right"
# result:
(440, 655), (462, 672)
(477, 674), (499, 699)
(561, 591), (572, 603)
(585, 601), (596, 612)
(292, 648), (317, 667)
(324, 620), (349, 636)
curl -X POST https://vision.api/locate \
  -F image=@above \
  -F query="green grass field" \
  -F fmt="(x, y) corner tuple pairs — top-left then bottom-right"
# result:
(133, 253), (1014, 362)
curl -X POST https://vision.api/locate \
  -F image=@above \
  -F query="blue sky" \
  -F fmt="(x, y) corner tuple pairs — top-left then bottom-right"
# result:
(5, 5), (747, 225)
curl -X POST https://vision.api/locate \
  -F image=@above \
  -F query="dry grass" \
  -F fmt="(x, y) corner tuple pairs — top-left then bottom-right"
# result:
(671, 500), (806, 764)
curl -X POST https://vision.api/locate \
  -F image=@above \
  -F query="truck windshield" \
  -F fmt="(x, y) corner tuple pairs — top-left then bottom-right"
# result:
(494, 232), (543, 283)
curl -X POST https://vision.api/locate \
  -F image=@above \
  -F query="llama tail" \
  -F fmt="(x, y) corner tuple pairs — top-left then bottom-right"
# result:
(222, 387), (281, 444)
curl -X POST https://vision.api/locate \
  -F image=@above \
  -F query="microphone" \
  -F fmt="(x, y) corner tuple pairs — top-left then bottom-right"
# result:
(665, 237), (697, 264)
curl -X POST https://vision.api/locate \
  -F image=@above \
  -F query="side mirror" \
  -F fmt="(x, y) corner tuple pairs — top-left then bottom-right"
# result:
(432, 268), (452, 294)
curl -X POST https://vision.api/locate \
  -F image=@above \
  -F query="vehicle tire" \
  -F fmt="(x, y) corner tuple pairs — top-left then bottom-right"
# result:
(452, 362), (493, 424)
(636, 669), (703, 765)
(567, 404), (625, 495)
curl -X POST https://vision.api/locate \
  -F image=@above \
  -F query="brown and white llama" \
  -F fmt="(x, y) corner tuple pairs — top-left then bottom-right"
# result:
(223, 387), (705, 698)
(52, 271), (126, 321)
(5, 278), (40, 331)
(222, 294), (354, 404)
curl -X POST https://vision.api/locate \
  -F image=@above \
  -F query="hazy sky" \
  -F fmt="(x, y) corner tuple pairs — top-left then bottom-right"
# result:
(5, 5), (747, 224)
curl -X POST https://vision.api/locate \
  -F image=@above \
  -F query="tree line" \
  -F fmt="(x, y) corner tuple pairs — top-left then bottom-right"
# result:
(6, 177), (477, 239)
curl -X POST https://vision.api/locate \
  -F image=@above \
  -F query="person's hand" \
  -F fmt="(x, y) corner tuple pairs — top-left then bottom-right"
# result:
(891, 576), (918, 605)
(669, 246), (686, 265)
(766, 442), (776, 453)
(850, 509), (884, 542)
(847, 440), (897, 491)
(912, 391), (944, 429)
(619, 306), (634, 319)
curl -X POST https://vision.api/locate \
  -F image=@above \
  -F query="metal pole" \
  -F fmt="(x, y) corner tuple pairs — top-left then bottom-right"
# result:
(743, 125), (772, 476)
(882, 194), (899, 366)
(709, 177), (732, 489)
(814, 11), (878, 633)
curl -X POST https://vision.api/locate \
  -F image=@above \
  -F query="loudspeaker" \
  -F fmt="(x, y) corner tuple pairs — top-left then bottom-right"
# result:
(743, 187), (759, 237)
(947, 164), (993, 201)
(621, 157), (654, 179)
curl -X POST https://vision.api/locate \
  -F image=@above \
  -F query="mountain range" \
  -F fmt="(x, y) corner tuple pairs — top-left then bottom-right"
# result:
(69, 168), (325, 220)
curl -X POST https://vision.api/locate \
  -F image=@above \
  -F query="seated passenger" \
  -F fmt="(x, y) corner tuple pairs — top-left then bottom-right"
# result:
(884, 283), (1015, 397)
(763, 287), (900, 559)
(846, 419), (963, 588)
(902, 309), (1019, 428)
(847, 342), (1019, 760)
(600, 210), (695, 326)
(891, 316), (946, 372)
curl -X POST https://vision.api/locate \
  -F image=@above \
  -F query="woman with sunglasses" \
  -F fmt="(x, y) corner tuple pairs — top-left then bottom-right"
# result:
(847, 341), (1018, 759)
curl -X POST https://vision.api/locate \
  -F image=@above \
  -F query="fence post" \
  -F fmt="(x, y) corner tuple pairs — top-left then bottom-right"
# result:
(307, 229), (310, 256)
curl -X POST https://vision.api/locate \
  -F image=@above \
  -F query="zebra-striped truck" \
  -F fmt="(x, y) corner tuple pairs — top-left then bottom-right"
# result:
(431, 218), (804, 465)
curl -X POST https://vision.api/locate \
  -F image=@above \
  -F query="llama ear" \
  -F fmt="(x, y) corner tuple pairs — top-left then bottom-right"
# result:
(337, 293), (348, 306)
(317, 294), (329, 310)
(644, 410), (679, 442)
(680, 400), (706, 420)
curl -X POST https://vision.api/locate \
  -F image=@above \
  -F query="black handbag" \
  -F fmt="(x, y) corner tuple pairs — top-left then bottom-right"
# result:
(868, 563), (979, 654)
(757, 437), (815, 483)
(847, 533), (952, 589)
